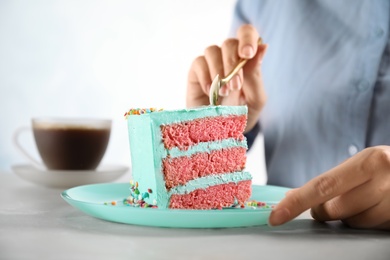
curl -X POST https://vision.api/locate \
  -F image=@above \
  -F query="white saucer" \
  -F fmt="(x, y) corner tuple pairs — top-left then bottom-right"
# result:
(12, 164), (129, 189)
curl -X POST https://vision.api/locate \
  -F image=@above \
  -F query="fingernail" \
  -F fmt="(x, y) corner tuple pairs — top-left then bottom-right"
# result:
(241, 45), (255, 59)
(230, 75), (242, 90)
(219, 86), (229, 97)
(268, 207), (290, 226)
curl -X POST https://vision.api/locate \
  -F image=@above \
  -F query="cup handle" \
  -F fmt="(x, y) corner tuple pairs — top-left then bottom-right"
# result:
(13, 126), (46, 170)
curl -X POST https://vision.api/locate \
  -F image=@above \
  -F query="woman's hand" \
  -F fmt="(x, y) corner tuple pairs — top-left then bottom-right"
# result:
(186, 24), (267, 132)
(269, 146), (390, 231)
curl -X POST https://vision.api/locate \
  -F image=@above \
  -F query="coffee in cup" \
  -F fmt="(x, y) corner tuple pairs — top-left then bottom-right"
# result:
(14, 118), (112, 170)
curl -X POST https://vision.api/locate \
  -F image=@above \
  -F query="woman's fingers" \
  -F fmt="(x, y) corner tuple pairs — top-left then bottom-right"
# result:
(269, 151), (373, 226)
(218, 38), (245, 106)
(187, 44), (225, 108)
(269, 146), (390, 229)
(221, 39), (241, 92)
(237, 24), (260, 59)
(186, 56), (211, 108)
(342, 200), (390, 230)
(242, 45), (267, 108)
(186, 24), (266, 116)
(219, 38), (267, 128)
(204, 45), (226, 96)
(310, 179), (381, 221)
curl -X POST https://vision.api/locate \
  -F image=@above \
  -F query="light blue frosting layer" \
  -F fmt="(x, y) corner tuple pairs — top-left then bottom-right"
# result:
(163, 138), (247, 158)
(127, 105), (250, 208)
(169, 171), (252, 195)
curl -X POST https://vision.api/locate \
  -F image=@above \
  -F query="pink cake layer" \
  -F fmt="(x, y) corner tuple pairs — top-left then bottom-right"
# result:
(169, 180), (252, 209)
(161, 115), (246, 150)
(163, 147), (246, 189)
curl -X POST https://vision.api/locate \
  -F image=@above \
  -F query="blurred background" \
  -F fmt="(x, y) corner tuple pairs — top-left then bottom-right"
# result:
(0, 0), (266, 184)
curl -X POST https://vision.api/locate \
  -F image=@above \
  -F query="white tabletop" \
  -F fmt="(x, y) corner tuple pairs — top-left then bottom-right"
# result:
(1, 172), (389, 260)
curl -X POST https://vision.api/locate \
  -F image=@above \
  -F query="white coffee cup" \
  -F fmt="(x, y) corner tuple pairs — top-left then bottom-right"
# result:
(14, 118), (112, 170)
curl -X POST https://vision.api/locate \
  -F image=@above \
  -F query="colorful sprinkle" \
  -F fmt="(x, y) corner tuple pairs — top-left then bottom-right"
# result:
(243, 200), (275, 210)
(124, 108), (163, 119)
(124, 180), (157, 208)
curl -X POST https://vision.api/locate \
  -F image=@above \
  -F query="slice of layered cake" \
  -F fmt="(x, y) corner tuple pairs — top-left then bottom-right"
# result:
(125, 105), (252, 209)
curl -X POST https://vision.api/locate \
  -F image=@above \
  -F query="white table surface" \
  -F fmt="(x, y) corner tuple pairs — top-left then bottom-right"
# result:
(1, 171), (389, 260)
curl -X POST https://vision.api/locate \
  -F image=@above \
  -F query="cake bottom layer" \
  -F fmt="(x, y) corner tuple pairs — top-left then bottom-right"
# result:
(168, 180), (251, 209)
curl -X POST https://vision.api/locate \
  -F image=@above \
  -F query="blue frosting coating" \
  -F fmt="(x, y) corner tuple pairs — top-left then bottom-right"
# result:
(169, 171), (252, 195)
(163, 138), (247, 158)
(127, 105), (251, 208)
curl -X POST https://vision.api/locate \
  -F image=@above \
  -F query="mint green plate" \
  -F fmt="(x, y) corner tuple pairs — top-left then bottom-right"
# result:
(61, 183), (289, 228)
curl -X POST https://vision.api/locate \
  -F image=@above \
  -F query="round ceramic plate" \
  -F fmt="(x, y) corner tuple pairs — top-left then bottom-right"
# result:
(12, 164), (129, 189)
(61, 183), (290, 228)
